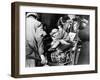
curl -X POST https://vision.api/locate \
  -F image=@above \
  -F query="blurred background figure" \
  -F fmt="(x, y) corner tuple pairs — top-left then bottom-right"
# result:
(78, 17), (90, 64)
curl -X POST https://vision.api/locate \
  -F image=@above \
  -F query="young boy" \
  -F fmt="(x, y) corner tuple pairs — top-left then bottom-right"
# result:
(50, 26), (76, 52)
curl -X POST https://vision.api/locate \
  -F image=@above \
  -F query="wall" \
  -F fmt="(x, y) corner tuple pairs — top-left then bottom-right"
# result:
(0, 0), (100, 80)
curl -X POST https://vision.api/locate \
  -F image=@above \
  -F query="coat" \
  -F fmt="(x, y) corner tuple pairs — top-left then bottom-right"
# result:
(26, 16), (46, 67)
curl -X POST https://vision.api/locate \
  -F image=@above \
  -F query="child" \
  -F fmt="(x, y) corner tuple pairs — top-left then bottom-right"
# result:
(49, 27), (75, 52)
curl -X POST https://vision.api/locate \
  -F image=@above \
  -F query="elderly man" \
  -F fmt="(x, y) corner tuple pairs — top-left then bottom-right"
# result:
(26, 12), (47, 67)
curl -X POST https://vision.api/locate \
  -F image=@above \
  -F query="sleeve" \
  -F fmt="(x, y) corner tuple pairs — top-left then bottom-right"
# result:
(35, 25), (46, 56)
(38, 38), (44, 56)
(63, 31), (70, 41)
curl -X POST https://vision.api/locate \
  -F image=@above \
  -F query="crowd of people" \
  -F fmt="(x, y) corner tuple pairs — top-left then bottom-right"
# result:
(25, 12), (89, 67)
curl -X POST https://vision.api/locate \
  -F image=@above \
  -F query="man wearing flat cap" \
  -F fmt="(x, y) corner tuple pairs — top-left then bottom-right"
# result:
(26, 12), (47, 67)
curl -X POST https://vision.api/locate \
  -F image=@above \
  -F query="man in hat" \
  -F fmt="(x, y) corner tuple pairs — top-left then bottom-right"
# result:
(26, 12), (47, 67)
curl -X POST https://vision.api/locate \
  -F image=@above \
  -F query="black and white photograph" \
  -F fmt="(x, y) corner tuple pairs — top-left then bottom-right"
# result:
(25, 12), (90, 67)
(11, 2), (97, 78)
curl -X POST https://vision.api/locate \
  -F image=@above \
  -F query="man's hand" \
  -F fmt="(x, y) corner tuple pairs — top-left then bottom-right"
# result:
(40, 55), (47, 64)
(51, 41), (60, 48)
